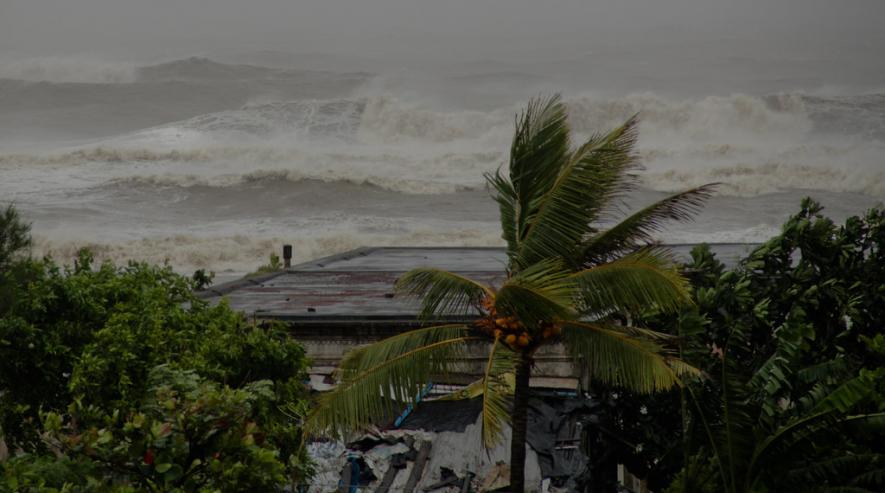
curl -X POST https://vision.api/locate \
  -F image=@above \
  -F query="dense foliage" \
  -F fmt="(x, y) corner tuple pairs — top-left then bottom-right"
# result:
(0, 208), (312, 491)
(600, 199), (885, 493)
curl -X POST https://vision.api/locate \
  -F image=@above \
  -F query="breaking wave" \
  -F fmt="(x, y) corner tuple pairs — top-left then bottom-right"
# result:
(5, 57), (882, 277)
(110, 170), (484, 195)
(645, 162), (885, 197)
(2, 75), (883, 197)
(0, 145), (500, 194)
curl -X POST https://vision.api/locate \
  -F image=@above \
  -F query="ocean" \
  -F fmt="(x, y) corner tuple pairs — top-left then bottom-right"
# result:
(1, 56), (882, 280)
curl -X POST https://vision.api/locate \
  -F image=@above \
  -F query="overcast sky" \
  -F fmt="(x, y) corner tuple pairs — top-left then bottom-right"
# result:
(1, 0), (883, 63)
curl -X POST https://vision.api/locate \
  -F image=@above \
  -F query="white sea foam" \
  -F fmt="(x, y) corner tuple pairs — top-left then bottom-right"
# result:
(3, 91), (882, 197)
(657, 224), (783, 245)
(31, 225), (507, 276)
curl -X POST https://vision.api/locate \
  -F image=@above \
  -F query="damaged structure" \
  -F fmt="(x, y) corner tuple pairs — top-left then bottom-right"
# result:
(307, 395), (599, 492)
(199, 245), (751, 492)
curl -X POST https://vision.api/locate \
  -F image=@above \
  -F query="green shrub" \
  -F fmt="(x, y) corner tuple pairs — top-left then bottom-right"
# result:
(580, 200), (885, 492)
(0, 204), (31, 271)
(639, 200), (885, 492)
(0, 207), (312, 489)
(248, 253), (283, 277)
(42, 366), (288, 492)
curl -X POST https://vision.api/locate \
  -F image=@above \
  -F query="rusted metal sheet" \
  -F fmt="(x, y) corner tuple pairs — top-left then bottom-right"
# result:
(200, 244), (752, 322)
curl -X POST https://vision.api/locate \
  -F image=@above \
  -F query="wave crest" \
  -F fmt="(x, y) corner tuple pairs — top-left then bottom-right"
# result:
(3, 91), (883, 198)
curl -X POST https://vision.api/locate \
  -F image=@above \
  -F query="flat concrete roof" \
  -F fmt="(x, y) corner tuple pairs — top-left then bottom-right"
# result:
(199, 244), (755, 323)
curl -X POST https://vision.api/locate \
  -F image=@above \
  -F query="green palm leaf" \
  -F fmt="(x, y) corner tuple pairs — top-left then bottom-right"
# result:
(582, 184), (718, 263)
(806, 374), (876, 415)
(495, 258), (578, 326)
(512, 115), (641, 270)
(306, 325), (475, 438)
(486, 167), (520, 256)
(853, 465), (885, 488)
(570, 248), (693, 315)
(564, 321), (699, 393)
(395, 268), (492, 322)
(786, 453), (884, 485)
(509, 94), (571, 233)
(747, 412), (885, 488)
(477, 338), (518, 448)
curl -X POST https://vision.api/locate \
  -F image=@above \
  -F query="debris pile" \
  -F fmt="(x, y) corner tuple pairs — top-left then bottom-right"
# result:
(306, 395), (600, 492)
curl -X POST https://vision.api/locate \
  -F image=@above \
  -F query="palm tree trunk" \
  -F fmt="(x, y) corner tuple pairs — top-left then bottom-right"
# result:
(510, 352), (532, 492)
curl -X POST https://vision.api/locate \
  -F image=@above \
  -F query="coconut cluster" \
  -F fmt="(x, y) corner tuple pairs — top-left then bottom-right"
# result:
(475, 296), (561, 350)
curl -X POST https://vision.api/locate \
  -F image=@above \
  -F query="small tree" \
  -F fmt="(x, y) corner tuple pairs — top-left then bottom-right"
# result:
(308, 95), (715, 490)
(0, 204), (31, 271)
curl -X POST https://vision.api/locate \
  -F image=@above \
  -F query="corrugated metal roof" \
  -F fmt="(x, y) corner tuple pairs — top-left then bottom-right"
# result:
(199, 244), (755, 322)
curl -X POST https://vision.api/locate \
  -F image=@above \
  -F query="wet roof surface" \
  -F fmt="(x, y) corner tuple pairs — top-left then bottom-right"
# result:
(200, 244), (755, 321)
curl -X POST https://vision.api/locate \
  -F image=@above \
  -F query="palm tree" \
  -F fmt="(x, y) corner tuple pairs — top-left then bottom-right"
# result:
(307, 95), (716, 491)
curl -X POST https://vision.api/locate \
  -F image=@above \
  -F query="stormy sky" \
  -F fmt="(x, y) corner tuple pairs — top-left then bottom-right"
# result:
(1, 0), (883, 63)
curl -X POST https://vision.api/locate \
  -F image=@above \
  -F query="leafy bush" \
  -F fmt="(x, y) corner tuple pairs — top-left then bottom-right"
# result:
(607, 199), (885, 492)
(0, 454), (100, 493)
(0, 206), (312, 490)
(43, 366), (288, 492)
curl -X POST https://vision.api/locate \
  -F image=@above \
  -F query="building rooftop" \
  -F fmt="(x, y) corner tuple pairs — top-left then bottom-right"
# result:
(198, 244), (756, 391)
(199, 244), (755, 323)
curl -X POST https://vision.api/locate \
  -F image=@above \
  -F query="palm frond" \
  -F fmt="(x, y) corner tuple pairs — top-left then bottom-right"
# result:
(563, 321), (699, 393)
(582, 184), (718, 264)
(487, 95), (570, 266)
(784, 453), (885, 490)
(570, 248), (692, 315)
(395, 268), (492, 322)
(747, 411), (856, 484)
(563, 114), (642, 214)
(512, 116), (641, 270)
(853, 466), (885, 488)
(747, 322), (806, 419)
(745, 373), (881, 487)
(435, 342), (517, 400)
(479, 338), (518, 448)
(495, 258), (578, 326)
(306, 325), (475, 438)
(509, 94), (571, 223)
(485, 166), (520, 255)
(806, 374), (875, 415)
(796, 357), (851, 385)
